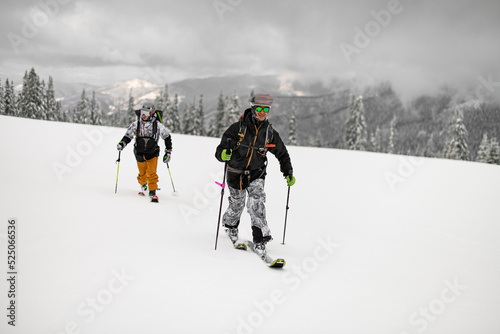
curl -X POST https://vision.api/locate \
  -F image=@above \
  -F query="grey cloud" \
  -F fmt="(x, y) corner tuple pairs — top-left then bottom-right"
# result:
(0, 0), (499, 100)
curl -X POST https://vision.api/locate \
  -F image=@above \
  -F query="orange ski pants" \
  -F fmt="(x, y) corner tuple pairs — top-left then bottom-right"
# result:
(137, 156), (159, 191)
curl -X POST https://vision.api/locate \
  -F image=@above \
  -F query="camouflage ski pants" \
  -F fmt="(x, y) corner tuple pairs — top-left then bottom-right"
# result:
(222, 178), (271, 243)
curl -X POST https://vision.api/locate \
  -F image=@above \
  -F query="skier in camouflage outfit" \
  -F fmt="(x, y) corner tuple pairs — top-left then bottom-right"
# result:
(117, 102), (172, 201)
(215, 93), (295, 256)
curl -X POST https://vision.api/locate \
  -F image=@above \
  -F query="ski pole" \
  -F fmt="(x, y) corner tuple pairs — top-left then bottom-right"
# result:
(215, 138), (231, 250)
(214, 161), (228, 250)
(115, 151), (121, 194)
(166, 161), (177, 195)
(281, 186), (291, 245)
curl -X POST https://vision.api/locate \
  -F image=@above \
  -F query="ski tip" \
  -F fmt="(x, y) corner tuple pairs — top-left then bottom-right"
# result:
(269, 258), (286, 268)
(234, 243), (248, 251)
(150, 195), (159, 203)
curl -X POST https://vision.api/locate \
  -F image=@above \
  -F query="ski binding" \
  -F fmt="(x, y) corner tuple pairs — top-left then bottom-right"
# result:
(233, 240), (286, 268)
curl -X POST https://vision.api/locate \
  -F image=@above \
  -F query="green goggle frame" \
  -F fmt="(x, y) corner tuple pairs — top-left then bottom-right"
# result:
(255, 106), (270, 113)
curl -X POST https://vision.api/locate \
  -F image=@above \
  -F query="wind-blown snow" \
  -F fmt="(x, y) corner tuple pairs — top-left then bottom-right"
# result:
(0, 115), (499, 334)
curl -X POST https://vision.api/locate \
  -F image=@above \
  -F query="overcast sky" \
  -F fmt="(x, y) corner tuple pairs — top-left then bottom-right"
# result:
(1, 0), (499, 100)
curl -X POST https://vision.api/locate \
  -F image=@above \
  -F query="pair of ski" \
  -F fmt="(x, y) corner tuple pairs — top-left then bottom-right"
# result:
(138, 191), (159, 203)
(233, 239), (286, 268)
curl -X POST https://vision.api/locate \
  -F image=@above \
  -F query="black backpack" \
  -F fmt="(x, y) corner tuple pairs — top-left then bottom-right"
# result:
(134, 110), (164, 154)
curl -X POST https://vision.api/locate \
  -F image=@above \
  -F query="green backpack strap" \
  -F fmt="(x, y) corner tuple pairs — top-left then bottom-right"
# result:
(156, 110), (163, 123)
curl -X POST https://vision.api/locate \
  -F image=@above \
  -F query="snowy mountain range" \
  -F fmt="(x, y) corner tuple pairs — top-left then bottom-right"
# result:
(50, 74), (500, 160)
(54, 75), (342, 116)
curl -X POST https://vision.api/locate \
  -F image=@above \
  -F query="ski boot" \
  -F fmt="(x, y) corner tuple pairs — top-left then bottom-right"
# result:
(149, 190), (159, 203)
(139, 183), (147, 196)
(254, 242), (267, 258)
(225, 227), (239, 244)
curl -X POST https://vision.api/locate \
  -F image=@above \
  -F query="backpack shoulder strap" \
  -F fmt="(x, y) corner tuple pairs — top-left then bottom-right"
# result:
(153, 118), (159, 141)
(135, 114), (140, 137)
(237, 118), (247, 147)
(265, 122), (274, 147)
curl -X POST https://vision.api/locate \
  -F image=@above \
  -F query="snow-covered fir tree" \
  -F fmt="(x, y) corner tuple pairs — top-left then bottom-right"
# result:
(74, 89), (90, 124)
(19, 68), (45, 119)
(368, 128), (379, 152)
(17, 71), (28, 117)
(288, 107), (298, 145)
(311, 130), (324, 148)
(127, 91), (135, 124)
(388, 115), (397, 154)
(55, 101), (64, 122)
(4, 80), (17, 116)
(89, 91), (102, 125)
(444, 107), (469, 161)
(0, 79), (4, 115)
(476, 133), (490, 163)
(158, 84), (170, 127)
(30, 69), (45, 119)
(423, 134), (436, 158)
(170, 94), (181, 133)
(182, 95), (205, 136)
(45, 76), (58, 121)
(488, 137), (500, 165)
(193, 94), (205, 136)
(183, 98), (197, 135)
(40, 79), (48, 119)
(226, 92), (241, 126)
(370, 127), (381, 152)
(154, 90), (164, 115)
(208, 92), (226, 137)
(345, 94), (367, 151)
(155, 84), (170, 113)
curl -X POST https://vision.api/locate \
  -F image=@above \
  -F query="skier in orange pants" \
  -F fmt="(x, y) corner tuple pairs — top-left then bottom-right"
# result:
(117, 102), (172, 202)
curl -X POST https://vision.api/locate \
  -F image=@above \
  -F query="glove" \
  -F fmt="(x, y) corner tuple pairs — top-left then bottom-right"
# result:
(286, 175), (296, 187)
(221, 149), (232, 161)
(117, 141), (126, 151)
(163, 150), (172, 163)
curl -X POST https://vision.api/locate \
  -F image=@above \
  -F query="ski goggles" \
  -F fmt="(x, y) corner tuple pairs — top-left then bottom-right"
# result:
(254, 106), (270, 113)
(140, 109), (153, 117)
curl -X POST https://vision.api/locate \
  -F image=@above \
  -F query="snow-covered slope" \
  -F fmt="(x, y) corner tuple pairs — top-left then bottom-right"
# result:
(0, 115), (499, 334)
